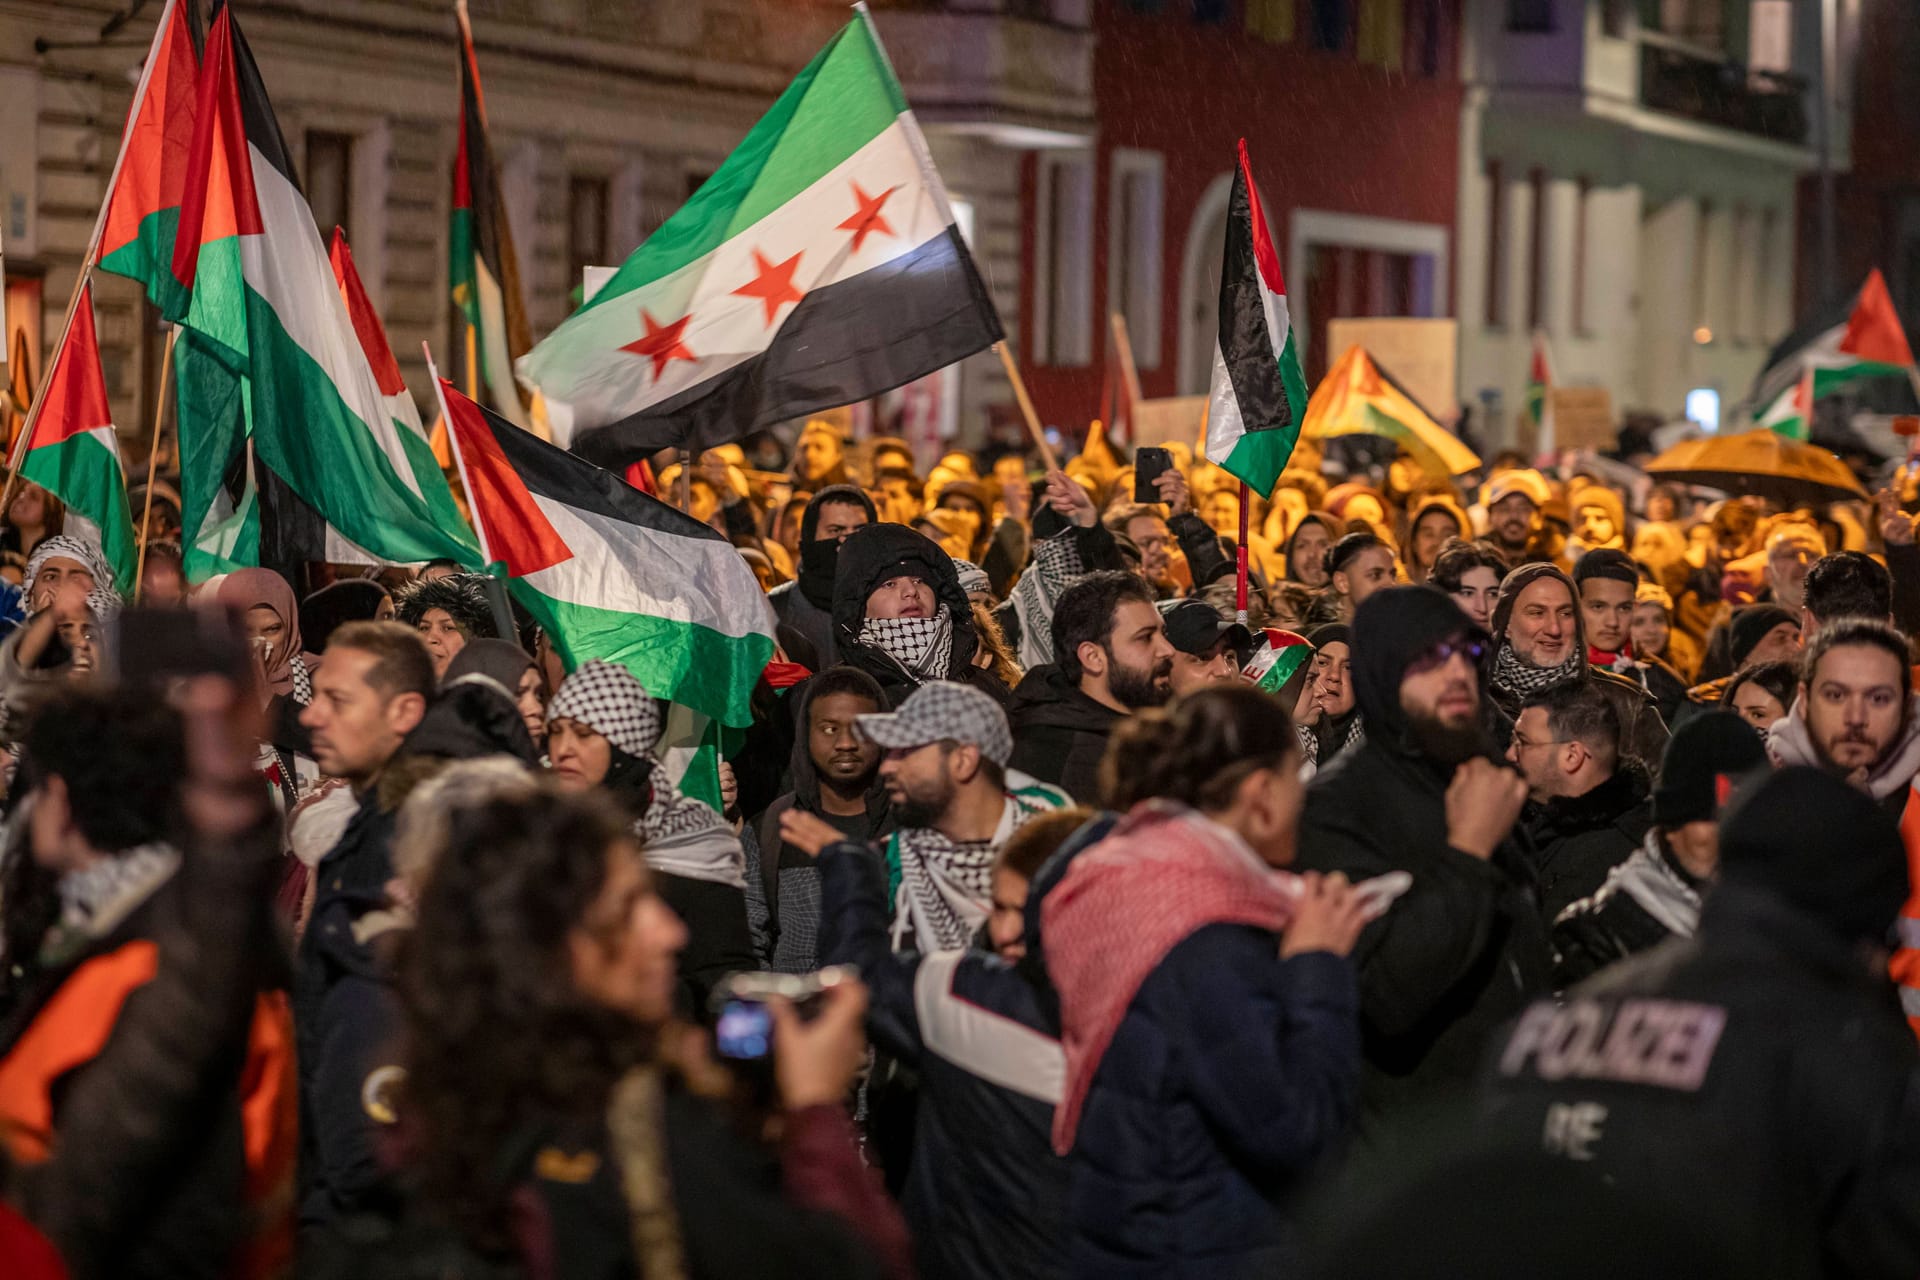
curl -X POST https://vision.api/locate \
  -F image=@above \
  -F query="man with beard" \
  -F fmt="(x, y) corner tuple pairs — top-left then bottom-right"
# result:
(1483, 469), (1554, 567)
(1489, 563), (1668, 772)
(746, 667), (892, 973)
(1297, 586), (1546, 1138)
(790, 418), (852, 489)
(1008, 571), (1174, 802)
(1767, 618), (1920, 808)
(768, 485), (874, 668)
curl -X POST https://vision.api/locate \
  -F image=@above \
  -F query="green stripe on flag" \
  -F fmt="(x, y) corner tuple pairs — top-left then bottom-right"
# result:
(576, 19), (904, 312)
(174, 235), (250, 369)
(97, 207), (192, 317)
(21, 435), (137, 594)
(175, 331), (253, 582)
(1220, 329), (1307, 498)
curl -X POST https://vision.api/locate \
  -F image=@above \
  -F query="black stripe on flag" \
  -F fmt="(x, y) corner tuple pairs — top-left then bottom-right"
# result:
(467, 392), (729, 543)
(572, 224), (1002, 469)
(225, 7), (301, 190)
(1217, 164), (1293, 436)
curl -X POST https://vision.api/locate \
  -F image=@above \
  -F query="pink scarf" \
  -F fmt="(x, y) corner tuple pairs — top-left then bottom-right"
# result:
(1042, 800), (1300, 1153)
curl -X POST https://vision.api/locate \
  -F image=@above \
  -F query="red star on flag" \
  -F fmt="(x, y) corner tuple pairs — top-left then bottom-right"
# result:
(838, 182), (898, 253)
(733, 249), (805, 326)
(621, 309), (697, 382)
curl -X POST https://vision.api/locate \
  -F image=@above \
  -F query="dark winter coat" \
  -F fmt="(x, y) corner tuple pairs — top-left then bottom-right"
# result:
(1517, 763), (1654, 921)
(1551, 832), (1705, 988)
(831, 523), (1008, 708)
(770, 580), (839, 669)
(816, 813), (1108, 1280)
(1297, 587), (1552, 1139)
(1483, 882), (1920, 1278)
(1006, 664), (1123, 804)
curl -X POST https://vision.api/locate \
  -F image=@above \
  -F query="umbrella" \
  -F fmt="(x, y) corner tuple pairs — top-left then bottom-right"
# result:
(1643, 428), (1869, 506)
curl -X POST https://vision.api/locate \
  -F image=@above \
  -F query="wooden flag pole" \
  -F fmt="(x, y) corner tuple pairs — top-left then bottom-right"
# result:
(1235, 480), (1250, 627)
(993, 340), (1061, 474)
(133, 326), (181, 601)
(1109, 312), (1144, 444)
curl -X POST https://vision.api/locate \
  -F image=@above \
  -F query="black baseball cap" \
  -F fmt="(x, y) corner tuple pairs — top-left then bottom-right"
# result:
(1158, 598), (1253, 662)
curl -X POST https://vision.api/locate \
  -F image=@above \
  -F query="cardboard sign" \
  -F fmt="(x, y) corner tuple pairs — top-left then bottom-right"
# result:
(1326, 318), (1458, 422)
(1130, 395), (1208, 450)
(1550, 386), (1617, 452)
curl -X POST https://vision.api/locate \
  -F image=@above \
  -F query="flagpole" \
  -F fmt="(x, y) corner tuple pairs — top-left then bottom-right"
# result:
(1235, 481), (1250, 628)
(424, 342), (495, 568)
(464, 320), (480, 402)
(1, 0), (180, 525)
(992, 340), (1061, 474)
(132, 326), (180, 601)
(1110, 312), (1143, 445)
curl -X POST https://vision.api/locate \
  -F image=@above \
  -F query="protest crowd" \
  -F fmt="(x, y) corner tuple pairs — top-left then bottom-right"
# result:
(5, 1), (1920, 1277)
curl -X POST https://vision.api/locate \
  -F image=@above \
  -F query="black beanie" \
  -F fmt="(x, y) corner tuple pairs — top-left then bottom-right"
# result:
(1573, 547), (1639, 590)
(1728, 604), (1798, 668)
(1652, 710), (1769, 827)
(1717, 766), (1909, 946)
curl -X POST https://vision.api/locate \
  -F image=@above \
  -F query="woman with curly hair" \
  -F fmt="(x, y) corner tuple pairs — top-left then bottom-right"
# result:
(393, 572), (497, 678)
(400, 782), (908, 1278)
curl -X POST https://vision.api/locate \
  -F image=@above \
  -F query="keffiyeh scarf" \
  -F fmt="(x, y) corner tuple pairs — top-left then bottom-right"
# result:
(1009, 530), (1085, 669)
(888, 779), (1065, 953)
(25, 535), (113, 614)
(39, 842), (181, 966)
(856, 612), (953, 683)
(1491, 642), (1584, 701)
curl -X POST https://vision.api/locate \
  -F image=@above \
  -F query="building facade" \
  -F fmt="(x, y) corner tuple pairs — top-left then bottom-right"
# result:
(1455, 0), (1853, 442)
(0, 0), (1095, 463)
(1020, 0), (1466, 431)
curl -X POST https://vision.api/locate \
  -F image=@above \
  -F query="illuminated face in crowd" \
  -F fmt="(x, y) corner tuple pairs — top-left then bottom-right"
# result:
(1802, 643), (1907, 774)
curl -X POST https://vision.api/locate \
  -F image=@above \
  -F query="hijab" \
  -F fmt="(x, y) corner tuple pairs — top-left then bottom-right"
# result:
(216, 568), (304, 701)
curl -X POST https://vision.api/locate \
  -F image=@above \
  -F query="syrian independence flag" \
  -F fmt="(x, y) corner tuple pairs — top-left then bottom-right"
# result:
(434, 374), (774, 728)
(449, 5), (534, 431)
(93, 0), (197, 315)
(1751, 268), (1916, 406)
(167, 5), (476, 574)
(18, 283), (137, 593)
(1204, 139), (1309, 497)
(1757, 366), (1815, 441)
(518, 15), (1001, 467)
(1527, 328), (1554, 451)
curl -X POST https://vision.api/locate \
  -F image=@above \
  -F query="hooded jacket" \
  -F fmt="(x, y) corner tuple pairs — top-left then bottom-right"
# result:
(832, 522), (1007, 707)
(770, 487), (879, 668)
(814, 812), (1116, 1280)
(1297, 586), (1551, 1136)
(1005, 663), (1124, 804)
(1283, 512), (1341, 582)
(1489, 562), (1670, 774)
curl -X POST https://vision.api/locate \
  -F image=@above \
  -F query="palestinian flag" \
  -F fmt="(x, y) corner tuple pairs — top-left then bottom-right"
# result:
(435, 374), (774, 728)
(1301, 345), (1481, 480)
(517, 15), (1001, 467)
(1204, 139), (1309, 498)
(1751, 268), (1916, 406)
(1757, 366), (1814, 441)
(168, 6), (476, 572)
(449, 4), (533, 431)
(18, 283), (136, 593)
(94, 0), (197, 314)
(1527, 328), (1554, 451)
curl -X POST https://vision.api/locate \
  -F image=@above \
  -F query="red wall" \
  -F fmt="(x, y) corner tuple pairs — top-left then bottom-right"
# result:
(1021, 0), (1464, 431)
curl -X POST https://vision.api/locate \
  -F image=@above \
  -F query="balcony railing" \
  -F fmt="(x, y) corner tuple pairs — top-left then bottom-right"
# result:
(1638, 32), (1808, 146)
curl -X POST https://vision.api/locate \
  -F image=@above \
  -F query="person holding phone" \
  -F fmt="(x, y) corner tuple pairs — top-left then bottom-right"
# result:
(1044, 685), (1370, 1279)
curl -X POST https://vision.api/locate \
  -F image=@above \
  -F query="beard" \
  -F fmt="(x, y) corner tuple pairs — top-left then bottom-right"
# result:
(1406, 707), (1486, 766)
(891, 769), (957, 830)
(1109, 653), (1174, 710)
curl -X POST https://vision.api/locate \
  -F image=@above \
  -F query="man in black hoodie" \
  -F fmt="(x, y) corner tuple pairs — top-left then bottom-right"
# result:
(1007, 571), (1173, 803)
(831, 522), (1008, 707)
(1297, 585), (1546, 1139)
(769, 485), (874, 668)
(746, 666), (893, 973)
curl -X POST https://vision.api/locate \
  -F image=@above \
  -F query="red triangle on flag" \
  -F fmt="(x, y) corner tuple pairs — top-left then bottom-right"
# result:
(1840, 268), (1915, 368)
(170, 6), (263, 292)
(28, 282), (113, 453)
(329, 228), (408, 397)
(438, 376), (573, 577)
(99, 0), (197, 264)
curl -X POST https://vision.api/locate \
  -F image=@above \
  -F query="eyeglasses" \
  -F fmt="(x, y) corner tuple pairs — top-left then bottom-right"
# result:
(1405, 637), (1487, 676)
(1509, 731), (1571, 752)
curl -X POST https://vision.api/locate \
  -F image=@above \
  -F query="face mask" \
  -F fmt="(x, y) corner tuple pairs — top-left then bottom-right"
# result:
(799, 537), (841, 610)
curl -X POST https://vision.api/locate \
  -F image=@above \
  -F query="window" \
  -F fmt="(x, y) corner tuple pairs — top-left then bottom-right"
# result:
(1484, 160), (1506, 328)
(1309, 0), (1352, 51)
(1526, 168), (1547, 332)
(1192, 0), (1229, 22)
(1108, 151), (1164, 372)
(304, 130), (354, 238)
(1572, 177), (1591, 335)
(568, 175), (610, 286)
(1748, 0), (1792, 69)
(1357, 0), (1403, 67)
(1505, 0), (1555, 32)
(1409, 0), (1446, 76)
(1032, 152), (1094, 367)
(1247, 0), (1295, 41)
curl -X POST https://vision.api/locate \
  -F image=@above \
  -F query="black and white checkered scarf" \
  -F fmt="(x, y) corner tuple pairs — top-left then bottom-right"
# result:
(1490, 642), (1584, 702)
(856, 612), (953, 682)
(1009, 530), (1085, 669)
(890, 782), (1065, 953)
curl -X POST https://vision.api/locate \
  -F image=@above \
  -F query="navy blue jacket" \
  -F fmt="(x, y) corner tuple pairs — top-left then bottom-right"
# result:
(1066, 926), (1360, 1279)
(818, 842), (1068, 1280)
